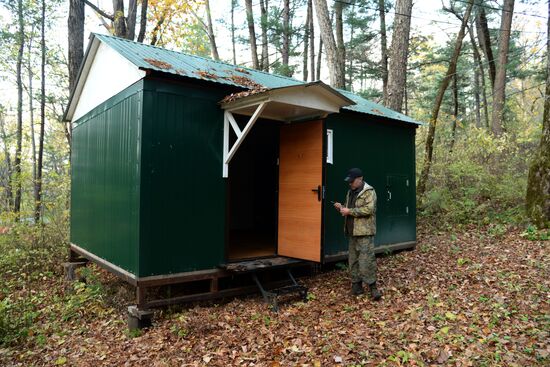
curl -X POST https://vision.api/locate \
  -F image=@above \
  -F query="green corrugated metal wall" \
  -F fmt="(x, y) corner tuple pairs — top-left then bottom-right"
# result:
(323, 113), (417, 258)
(70, 75), (417, 277)
(70, 81), (143, 275)
(138, 79), (231, 277)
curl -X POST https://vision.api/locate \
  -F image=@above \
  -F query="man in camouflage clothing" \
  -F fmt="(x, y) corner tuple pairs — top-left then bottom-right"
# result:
(333, 168), (381, 300)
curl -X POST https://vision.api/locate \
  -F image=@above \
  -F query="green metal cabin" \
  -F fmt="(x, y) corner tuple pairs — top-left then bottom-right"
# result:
(64, 34), (420, 288)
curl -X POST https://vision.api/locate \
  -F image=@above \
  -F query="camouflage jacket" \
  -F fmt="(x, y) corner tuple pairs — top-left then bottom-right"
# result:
(344, 182), (377, 236)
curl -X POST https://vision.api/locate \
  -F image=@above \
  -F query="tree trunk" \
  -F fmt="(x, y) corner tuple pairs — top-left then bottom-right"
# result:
(387, 0), (413, 112)
(303, 0), (311, 81)
(308, 0), (315, 81)
(334, 0), (345, 76)
(491, 0), (515, 135)
(281, 0), (290, 75)
(313, 0), (345, 88)
(316, 34), (323, 80)
(14, 0), (24, 219)
(150, 14), (165, 46)
(127, 0), (138, 40)
(260, 0), (269, 71)
(417, 0), (473, 199)
(137, 0), (148, 43)
(525, 0), (550, 228)
(68, 0), (84, 93)
(0, 114), (13, 211)
(378, 0), (389, 104)
(205, 0), (220, 60)
(36, 0), (46, 223)
(27, 33), (37, 218)
(112, 0), (127, 38)
(475, 4), (496, 89)
(468, 26), (484, 128)
(449, 74), (459, 152)
(231, 0), (237, 64)
(245, 0), (260, 69)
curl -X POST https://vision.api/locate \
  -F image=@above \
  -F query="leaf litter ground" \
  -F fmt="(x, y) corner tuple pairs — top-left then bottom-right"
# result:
(1, 224), (548, 366)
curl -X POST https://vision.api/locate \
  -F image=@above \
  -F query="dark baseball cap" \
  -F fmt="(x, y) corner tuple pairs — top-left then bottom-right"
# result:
(344, 168), (363, 182)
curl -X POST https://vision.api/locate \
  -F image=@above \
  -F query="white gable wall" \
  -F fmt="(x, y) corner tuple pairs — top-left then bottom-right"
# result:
(72, 41), (146, 121)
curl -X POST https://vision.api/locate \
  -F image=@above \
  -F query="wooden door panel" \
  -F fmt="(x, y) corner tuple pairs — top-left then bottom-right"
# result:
(278, 120), (323, 262)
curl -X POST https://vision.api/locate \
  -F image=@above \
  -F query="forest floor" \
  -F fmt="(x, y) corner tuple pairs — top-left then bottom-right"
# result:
(0, 224), (548, 366)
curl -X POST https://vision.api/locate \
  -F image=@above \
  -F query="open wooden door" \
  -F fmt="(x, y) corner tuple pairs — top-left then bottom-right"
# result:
(278, 120), (323, 262)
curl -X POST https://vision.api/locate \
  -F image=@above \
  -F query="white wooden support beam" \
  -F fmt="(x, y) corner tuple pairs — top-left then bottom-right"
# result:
(223, 112), (230, 177)
(224, 102), (266, 165)
(226, 111), (242, 138)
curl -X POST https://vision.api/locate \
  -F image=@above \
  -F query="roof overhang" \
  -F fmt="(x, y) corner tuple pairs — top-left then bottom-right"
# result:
(63, 35), (101, 122)
(219, 81), (356, 121)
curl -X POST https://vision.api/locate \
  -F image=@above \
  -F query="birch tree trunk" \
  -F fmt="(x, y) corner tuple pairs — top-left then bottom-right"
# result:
(525, 0), (550, 228)
(313, 0), (345, 88)
(417, 0), (473, 199)
(387, 0), (412, 112)
(491, 0), (515, 135)
(245, 0), (260, 69)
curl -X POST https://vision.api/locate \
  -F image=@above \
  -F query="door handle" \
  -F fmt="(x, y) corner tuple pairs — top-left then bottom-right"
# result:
(311, 185), (321, 201)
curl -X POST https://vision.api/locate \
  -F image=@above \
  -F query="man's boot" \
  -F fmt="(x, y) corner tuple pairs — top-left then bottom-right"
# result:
(368, 282), (382, 301)
(351, 281), (364, 295)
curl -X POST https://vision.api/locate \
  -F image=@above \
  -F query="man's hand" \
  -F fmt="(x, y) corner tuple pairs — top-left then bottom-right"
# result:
(333, 202), (343, 211)
(340, 207), (351, 216)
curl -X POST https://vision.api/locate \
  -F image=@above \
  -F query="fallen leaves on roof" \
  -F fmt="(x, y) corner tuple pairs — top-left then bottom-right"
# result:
(194, 70), (219, 80)
(220, 88), (268, 104)
(227, 74), (265, 90)
(235, 67), (251, 75)
(143, 58), (172, 70)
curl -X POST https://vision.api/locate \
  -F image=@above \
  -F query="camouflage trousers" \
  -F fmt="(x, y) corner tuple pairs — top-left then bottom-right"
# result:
(348, 235), (377, 285)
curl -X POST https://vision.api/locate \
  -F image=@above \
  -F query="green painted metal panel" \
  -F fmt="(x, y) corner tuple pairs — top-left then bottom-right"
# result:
(70, 81), (143, 275)
(323, 113), (417, 258)
(138, 78), (231, 277)
(92, 33), (421, 126)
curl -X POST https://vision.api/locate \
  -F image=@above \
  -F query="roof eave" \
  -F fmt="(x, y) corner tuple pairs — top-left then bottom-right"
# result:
(63, 34), (101, 122)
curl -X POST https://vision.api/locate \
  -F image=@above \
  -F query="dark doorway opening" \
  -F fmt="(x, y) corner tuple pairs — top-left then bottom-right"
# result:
(227, 118), (280, 261)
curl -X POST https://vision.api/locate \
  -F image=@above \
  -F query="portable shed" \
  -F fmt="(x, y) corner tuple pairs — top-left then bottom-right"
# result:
(64, 33), (420, 305)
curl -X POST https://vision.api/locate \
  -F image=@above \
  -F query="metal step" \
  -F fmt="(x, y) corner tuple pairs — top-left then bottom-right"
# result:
(222, 256), (304, 273)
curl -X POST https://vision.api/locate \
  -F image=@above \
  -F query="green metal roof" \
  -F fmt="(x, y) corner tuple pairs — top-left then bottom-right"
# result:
(93, 33), (421, 125)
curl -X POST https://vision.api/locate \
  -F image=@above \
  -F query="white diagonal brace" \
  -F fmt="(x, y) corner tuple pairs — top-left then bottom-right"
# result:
(226, 111), (242, 137)
(224, 102), (266, 165)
